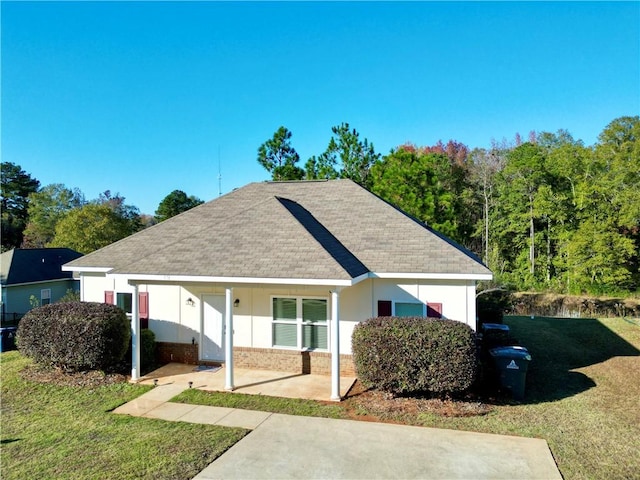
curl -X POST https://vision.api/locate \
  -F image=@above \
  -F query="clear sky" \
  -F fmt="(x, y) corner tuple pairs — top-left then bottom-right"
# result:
(2, 1), (639, 215)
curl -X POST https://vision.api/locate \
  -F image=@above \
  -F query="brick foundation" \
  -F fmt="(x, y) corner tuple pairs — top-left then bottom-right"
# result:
(157, 341), (199, 365)
(155, 342), (356, 377)
(233, 347), (355, 377)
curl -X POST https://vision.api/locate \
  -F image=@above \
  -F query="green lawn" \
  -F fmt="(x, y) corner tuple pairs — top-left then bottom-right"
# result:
(174, 316), (640, 480)
(0, 352), (247, 480)
(3, 316), (638, 479)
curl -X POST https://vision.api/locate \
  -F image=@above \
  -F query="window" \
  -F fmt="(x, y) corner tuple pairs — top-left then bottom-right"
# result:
(41, 289), (51, 306)
(117, 293), (132, 315)
(395, 302), (424, 317)
(272, 297), (328, 350)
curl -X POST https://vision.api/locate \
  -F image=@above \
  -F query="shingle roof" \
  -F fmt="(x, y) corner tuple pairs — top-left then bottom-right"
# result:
(1, 248), (83, 285)
(64, 180), (491, 281)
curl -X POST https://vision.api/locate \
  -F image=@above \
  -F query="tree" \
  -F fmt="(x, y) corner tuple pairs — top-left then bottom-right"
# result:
(22, 184), (85, 248)
(469, 147), (506, 265)
(309, 123), (380, 187)
(369, 147), (460, 240)
(257, 127), (304, 180)
(49, 203), (136, 254)
(1, 162), (40, 251)
(155, 190), (204, 222)
(492, 143), (549, 287)
(96, 190), (142, 234)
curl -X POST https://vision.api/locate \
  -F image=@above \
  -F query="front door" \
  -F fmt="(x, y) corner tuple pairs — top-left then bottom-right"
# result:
(201, 295), (225, 361)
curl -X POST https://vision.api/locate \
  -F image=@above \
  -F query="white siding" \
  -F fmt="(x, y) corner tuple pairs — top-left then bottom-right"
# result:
(79, 273), (477, 357)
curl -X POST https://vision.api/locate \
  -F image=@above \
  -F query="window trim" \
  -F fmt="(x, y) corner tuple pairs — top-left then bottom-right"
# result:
(116, 292), (133, 316)
(271, 295), (329, 351)
(41, 288), (51, 305)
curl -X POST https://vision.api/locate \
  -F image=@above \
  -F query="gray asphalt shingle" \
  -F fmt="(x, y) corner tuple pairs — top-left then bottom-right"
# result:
(65, 180), (491, 280)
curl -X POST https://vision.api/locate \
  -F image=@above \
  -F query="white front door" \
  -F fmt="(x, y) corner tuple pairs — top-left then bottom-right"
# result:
(201, 295), (225, 361)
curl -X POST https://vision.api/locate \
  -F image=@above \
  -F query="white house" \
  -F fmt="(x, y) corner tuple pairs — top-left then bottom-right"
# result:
(64, 180), (492, 400)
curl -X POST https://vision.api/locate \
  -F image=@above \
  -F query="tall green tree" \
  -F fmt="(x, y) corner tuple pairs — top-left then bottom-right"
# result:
(22, 184), (85, 248)
(155, 190), (204, 222)
(370, 147), (460, 240)
(306, 123), (380, 187)
(1, 162), (40, 251)
(49, 203), (135, 254)
(257, 127), (304, 180)
(492, 143), (550, 288)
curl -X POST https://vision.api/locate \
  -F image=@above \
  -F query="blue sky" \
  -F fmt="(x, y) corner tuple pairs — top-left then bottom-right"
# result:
(2, 1), (639, 215)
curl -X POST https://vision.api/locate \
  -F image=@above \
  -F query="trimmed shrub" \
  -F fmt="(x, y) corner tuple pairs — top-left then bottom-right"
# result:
(124, 328), (157, 373)
(16, 302), (130, 371)
(477, 289), (513, 327)
(352, 316), (478, 396)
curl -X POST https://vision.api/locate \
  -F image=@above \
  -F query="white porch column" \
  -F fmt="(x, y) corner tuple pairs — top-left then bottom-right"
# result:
(467, 281), (477, 331)
(130, 283), (140, 381)
(330, 288), (341, 401)
(224, 287), (234, 391)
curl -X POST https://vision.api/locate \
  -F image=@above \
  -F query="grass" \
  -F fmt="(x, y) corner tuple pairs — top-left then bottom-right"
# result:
(173, 315), (640, 480)
(0, 352), (247, 480)
(3, 316), (638, 479)
(174, 388), (346, 419)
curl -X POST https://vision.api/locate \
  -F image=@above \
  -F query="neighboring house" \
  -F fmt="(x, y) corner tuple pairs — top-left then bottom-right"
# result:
(63, 180), (492, 399)
(1, 248), (83, 323)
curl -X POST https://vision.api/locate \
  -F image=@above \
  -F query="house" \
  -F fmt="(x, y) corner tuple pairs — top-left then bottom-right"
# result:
(63, 180), (492, 399)
(1, 248), (83, 323)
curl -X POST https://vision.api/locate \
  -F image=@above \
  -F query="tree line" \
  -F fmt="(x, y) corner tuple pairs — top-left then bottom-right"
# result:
(2, 115), (637, 295)
(0, 169), (203, 254)
(256, 116), (639, 296)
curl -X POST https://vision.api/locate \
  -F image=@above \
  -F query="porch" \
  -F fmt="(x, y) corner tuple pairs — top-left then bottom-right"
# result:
(137, 362), (357, 402)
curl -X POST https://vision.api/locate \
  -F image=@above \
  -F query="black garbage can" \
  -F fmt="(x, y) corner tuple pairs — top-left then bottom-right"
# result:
(0, 327), (18, 352)
(489, 346), (531, 400)
(482, 323), (510, 334)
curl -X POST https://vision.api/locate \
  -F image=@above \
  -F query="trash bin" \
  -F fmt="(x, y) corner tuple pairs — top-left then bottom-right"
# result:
(0, 327), (18, 352)
(489, 346), (531, 400)
(482, 323), (510, 334)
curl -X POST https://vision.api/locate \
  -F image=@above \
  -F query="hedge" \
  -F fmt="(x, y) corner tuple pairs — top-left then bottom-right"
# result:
(16, 302), (130, 371)
(352, 316), (478, 396)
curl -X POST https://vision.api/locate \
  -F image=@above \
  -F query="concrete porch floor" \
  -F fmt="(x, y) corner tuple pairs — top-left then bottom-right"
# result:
(137, 363), (356, 402)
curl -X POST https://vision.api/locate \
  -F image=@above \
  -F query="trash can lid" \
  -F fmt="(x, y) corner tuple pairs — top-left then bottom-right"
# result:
(482, 323), (510, 332)
(489, 346), (531, 360)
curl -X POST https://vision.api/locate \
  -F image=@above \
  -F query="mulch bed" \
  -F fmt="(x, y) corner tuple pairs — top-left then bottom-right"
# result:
(342, 380), (492, 420)
(21, 363), (129, 388)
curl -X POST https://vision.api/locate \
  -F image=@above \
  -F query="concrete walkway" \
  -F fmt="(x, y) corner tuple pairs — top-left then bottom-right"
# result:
(114, 384), (562, 480)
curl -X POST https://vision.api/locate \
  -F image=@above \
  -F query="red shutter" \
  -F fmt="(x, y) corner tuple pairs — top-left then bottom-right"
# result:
(138, 292), (149, 320)
(104, 291), (114, 304)
(377, 300), (392, 317)
(427, 303), (442, 318)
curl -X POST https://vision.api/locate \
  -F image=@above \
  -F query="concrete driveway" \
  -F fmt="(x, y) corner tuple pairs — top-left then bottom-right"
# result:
(194, 413), (561, 480)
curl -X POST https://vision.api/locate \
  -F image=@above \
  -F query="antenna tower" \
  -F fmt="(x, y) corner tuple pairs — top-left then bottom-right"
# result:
(218, 146), (222, 196)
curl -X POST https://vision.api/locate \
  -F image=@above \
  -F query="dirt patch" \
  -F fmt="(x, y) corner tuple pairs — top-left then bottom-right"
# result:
(21, 363), (129, 388)
(341, 380), (492, 421)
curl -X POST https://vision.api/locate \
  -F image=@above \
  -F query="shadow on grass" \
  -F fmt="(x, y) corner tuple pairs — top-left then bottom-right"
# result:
(496, 316), (640, 404)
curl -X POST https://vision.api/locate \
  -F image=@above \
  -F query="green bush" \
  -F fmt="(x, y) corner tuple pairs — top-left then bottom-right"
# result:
(352, 316), (478, 396)
(16, 302), (130, 371)
(125, 328), (157, 372)
(477, 289), (513, 327)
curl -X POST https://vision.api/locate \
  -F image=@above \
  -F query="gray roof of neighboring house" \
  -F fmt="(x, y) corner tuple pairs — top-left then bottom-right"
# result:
(1, 248), (83, 286)
(64, 180), (491, 281)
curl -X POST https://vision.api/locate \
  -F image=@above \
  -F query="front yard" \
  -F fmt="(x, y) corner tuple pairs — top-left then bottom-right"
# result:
(2, 315), (639, 479)
(0, 352), (247, 480)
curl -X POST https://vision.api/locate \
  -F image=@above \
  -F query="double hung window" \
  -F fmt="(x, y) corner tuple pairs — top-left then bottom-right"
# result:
(41, 289), (51, 306)
(272, 297), (328, 350)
